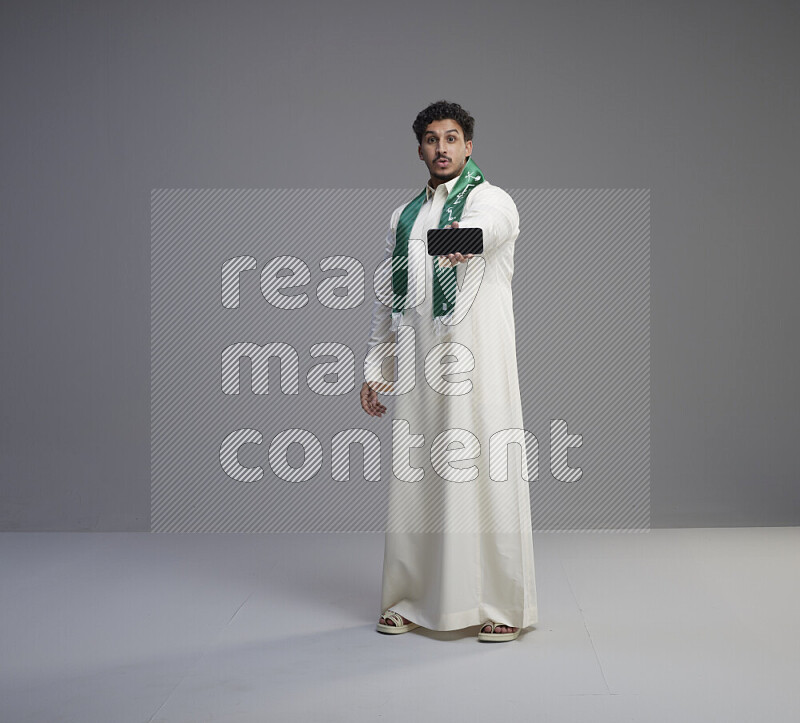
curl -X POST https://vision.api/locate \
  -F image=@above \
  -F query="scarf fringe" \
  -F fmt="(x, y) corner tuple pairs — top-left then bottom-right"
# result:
(390, 310), (403, 332)
(432, 311), (455, 340)
(392, 309), (455, 339)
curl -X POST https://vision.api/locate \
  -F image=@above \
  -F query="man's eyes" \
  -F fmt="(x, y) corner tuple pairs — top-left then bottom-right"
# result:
(428, 136), (457, 142)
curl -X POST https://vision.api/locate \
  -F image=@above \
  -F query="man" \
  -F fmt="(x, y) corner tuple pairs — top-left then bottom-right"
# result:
(360, 100), (538, 642)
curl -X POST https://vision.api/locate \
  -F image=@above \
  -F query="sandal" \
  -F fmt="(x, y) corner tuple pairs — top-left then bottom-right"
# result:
(477, 620), (520, 642)
(376, 609), (419, 634)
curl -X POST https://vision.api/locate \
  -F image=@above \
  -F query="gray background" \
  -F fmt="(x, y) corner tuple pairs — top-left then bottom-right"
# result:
(1, 0), (797, 530)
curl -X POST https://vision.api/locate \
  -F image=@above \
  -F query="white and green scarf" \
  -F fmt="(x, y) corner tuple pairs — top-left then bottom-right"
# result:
(390, 157), (485, 337)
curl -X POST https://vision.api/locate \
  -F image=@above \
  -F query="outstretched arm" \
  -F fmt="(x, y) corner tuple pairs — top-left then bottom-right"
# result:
(452, 185), (520, 254)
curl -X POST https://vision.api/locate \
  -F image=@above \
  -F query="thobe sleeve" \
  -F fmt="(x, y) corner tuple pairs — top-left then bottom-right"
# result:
(364, 206), (401, 359)
(454, 184), (519, 254)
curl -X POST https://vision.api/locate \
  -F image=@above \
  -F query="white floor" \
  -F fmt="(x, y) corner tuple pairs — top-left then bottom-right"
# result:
(1, 528), (798, 722)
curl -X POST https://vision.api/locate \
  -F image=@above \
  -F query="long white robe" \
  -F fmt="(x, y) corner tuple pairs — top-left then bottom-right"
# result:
(364, 172), (538, 631)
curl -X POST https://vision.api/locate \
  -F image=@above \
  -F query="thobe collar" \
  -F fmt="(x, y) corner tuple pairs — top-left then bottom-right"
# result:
(425, 172), (461, 202)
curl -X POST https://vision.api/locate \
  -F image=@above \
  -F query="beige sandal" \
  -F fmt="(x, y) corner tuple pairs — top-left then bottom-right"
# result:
(478, 620), (520, 642)
(376, 609), (419, 634)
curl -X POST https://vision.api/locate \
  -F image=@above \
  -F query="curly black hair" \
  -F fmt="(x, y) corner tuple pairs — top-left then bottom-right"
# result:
(412, 100), (475, 145)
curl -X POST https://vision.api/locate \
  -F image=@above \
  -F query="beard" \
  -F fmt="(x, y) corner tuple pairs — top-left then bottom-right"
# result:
(431, 158), (464, 180)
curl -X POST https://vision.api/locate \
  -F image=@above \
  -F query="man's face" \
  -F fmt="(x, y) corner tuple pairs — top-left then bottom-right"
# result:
(418, 119), (473, 185)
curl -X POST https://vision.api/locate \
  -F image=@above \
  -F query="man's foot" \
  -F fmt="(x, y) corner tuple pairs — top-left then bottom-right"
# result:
(376, 609), (419, 634)
(379, 613), (413, 627)
(478, 619), (521, 641)
(481, 623), (518, 634)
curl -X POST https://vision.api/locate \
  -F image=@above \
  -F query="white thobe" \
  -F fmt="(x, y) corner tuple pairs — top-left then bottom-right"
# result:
(364, 172), (538, 631)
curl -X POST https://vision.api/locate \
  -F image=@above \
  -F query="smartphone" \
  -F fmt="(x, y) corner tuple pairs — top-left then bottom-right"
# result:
(427, 227), (484, 256)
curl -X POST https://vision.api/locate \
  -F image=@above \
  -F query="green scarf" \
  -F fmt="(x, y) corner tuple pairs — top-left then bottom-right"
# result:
(390, 157), (485, 336)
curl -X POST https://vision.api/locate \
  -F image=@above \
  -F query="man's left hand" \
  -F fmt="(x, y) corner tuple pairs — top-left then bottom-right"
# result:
(439, 221), (475, 267)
